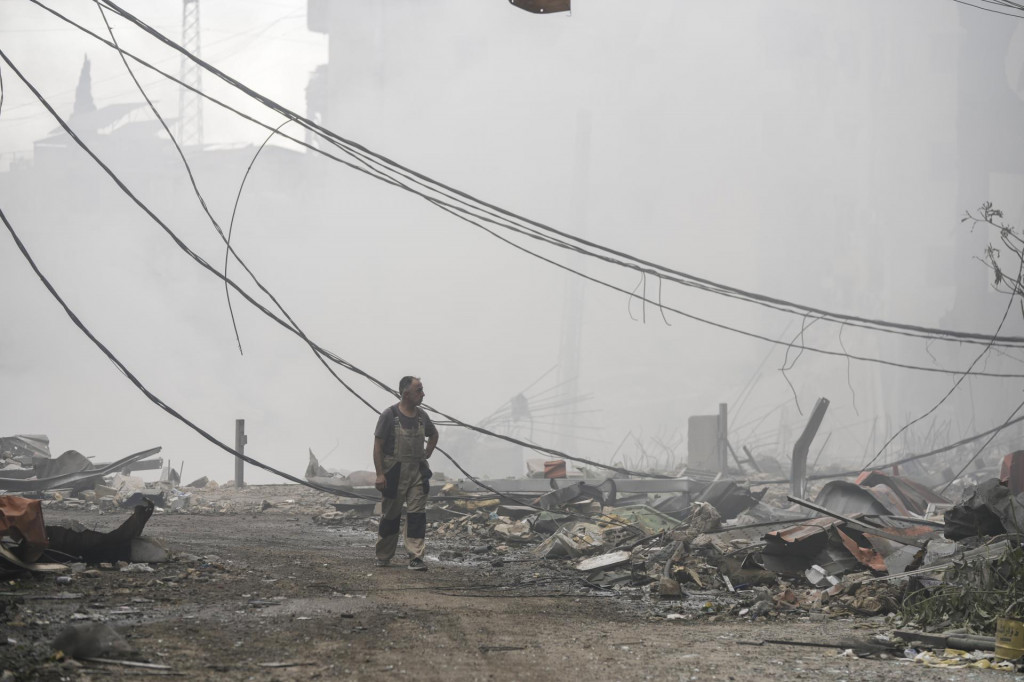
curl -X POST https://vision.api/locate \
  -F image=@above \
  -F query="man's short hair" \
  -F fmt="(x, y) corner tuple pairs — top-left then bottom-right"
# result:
(399, 375), (418, 395)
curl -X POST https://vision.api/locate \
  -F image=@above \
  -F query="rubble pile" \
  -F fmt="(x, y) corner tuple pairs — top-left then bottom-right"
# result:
(387, 454), (1024, 670)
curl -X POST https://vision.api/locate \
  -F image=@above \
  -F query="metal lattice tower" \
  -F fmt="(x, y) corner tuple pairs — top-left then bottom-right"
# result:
(178, 0), (203, 147)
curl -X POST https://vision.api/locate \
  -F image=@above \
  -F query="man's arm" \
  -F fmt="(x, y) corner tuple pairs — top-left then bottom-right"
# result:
(425, 432), (438, 459)
(373, 437), (386, 490)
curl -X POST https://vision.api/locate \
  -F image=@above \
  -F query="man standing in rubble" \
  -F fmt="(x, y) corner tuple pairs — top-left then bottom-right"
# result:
(373, 376), (438, 570)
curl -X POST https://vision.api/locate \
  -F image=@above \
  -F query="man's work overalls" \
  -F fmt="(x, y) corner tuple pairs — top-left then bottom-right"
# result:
(375, 406), (431, 561)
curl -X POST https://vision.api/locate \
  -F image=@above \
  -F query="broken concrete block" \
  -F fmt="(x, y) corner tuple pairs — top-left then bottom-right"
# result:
(492, 520), (533, 542)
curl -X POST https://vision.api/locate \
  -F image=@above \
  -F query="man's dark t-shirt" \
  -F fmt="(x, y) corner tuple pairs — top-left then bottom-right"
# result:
(374, 405), (438, 456)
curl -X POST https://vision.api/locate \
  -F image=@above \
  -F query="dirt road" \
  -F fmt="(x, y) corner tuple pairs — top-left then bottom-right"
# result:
(0, 485), (1008, 680)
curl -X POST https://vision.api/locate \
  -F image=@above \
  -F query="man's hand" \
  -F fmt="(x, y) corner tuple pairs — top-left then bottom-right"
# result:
(375, 474), (387, 491)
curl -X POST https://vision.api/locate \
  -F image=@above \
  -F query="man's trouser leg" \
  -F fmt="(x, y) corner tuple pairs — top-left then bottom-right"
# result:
(375, 463), (403, 561)
(403, 464), (427, 560)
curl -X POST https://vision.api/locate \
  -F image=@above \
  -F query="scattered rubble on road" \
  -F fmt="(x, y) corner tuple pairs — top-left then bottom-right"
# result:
(3, 434), (1024, 676)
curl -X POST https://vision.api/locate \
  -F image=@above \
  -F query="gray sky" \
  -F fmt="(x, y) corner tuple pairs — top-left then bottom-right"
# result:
(2, 0), (1024, 485)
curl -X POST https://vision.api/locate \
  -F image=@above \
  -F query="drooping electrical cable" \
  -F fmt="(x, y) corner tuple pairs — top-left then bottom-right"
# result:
(223, 120), (293, 354)
(0, 205), (378, 501)
(11, 1), (1024, 495)
(950, 0), (1024, 18)
(0, 201), (647, 529)
(861, 251), (1024, 470)
(57, 0), (1024, 352)
(95, 2), (254, 354)
(28, 0), (1024, 381)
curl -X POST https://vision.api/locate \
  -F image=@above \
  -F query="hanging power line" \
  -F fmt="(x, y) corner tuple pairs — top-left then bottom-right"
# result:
(0, 34), (671, 483)
(8, 1), (1024, 496)
(54, 0), (1024, 353)
(12, 0), (1024, 387)
(29, 0), (1024, 385)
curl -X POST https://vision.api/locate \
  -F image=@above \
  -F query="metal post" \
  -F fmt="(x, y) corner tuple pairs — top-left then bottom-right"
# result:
(717, 403), (728, 473)
(791, 398), (830, 500)
(234, 419), (246, 488)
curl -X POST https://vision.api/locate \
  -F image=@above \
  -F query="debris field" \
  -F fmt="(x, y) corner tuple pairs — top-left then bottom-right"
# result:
(2, 433), (1024, 679)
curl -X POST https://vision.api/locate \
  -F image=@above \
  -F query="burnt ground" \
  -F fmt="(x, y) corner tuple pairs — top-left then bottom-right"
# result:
(0, 484), (1016, 681)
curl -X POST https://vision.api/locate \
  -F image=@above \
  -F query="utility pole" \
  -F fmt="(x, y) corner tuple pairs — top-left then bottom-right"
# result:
(716, 403), (728, 473)
(178, 0), (204, 147)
